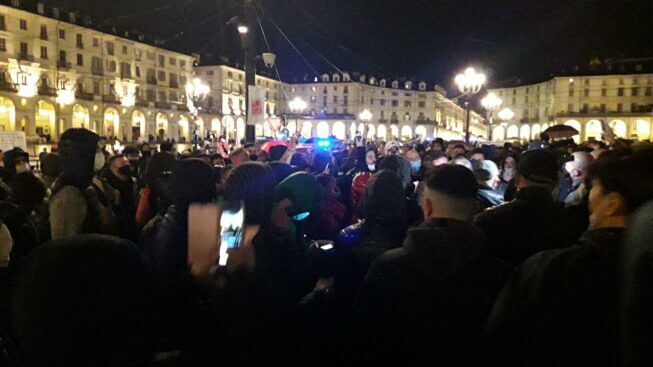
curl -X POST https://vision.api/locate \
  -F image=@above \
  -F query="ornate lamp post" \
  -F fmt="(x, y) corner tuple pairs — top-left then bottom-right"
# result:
(497, 107), (515, 141)
(455, 67), (486, 142)
(185, 78), (210, 116)
(358, 108), (372, 139)
(481, 92), (502, 140)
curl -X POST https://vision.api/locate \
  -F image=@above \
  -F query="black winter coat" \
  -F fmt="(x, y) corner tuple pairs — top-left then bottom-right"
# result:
(354, 218), (511, 366)
(483, 228), (624, 367)
(473, 186), (584, 266)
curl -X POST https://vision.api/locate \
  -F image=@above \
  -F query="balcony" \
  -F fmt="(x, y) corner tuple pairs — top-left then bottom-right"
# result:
(169, 80), (179, 88)
(102, 94), (120, 104)
(40, 33), (48, 41)
(75, 90), (95, 101)
(415, 118), (433, 125)
(147, 77), (157, 85)
(37, 84), (57, 96)
(18, 53), (35, 62)
(175, 103), (189, 112)
(120, 71), (132, 79)
(155, 101), (171, 110)
(57, 60), (71, 70)
(92, 67), (104, 76)
(0, 79), (17, 92)
(76, 42), (84, 49)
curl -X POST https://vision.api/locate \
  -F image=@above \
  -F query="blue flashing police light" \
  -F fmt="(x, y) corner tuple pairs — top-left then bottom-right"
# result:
(316, 138), (332, 149)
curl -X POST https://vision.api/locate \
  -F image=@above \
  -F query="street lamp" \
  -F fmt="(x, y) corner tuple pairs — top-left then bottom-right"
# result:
(358, 109), (372, 139)
(455, 67), (486, 142)
(481, 92), (502, 140)
(185, 77), (210, 116)
(288, 96), (306, 136)
(498, 107), (515, 123)
(237, 25), (248, 34)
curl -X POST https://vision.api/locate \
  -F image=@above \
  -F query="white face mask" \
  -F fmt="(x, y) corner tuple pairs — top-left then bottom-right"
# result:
(94, 152), (106, 172)
(16, 163), (30, 174)
(367, 164), (376, 171)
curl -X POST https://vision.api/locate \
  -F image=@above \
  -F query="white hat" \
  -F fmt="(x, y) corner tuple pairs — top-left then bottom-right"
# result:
(386, 140), (402, 151)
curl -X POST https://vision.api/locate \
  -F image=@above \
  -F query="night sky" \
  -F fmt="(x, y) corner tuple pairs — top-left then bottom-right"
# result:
(51, 0), (653, 92)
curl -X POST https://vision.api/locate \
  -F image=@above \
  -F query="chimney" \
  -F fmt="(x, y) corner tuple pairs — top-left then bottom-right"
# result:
(37, 2), (44, 14)
(53, 7), (60, 19)
(69, 12), (76, 23)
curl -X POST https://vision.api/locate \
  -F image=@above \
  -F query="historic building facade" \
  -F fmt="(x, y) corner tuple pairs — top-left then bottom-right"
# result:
(280, 72), (487, 142)
(0, 1), (198, 144)
(488, 60), (653, 142)
(0, 1), (487, 146)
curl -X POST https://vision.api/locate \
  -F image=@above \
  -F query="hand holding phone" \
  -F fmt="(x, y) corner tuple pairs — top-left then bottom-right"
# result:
(188, 203), (221, 277)
(218, 201), (246, 267)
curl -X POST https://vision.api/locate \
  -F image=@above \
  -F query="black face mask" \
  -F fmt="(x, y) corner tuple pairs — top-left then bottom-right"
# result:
(118, 165), (133, 177)
(249, 155), (258, 161)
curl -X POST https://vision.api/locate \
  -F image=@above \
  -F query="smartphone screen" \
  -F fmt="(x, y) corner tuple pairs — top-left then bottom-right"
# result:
(218, 201), (245, 267)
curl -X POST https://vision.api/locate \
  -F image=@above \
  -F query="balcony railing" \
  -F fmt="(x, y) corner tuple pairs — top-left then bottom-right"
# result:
(155, 101), (171, 110)
(75, 90), (95, 101)
(92, 67), (104, 76)
(102, 94), (120, 104)
(18, 53), (35, 62)
(120, 71), (131, 79)
(37, 85), (57, 96)
(147, 77), (157, 85)
(175, 103), (189, 112)
(57, 60), (71, 69)
(169, 81), (179, 88)
(0, 80), (17, 92)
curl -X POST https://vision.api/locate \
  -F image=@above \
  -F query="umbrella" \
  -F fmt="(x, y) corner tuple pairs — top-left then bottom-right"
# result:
(543, 125), (579, 139)
(261, 140), (288, 153)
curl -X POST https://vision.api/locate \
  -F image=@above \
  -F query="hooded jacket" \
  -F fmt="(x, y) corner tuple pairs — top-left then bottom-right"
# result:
(354, 218), (511, 366)
(483, 228), (624, 367)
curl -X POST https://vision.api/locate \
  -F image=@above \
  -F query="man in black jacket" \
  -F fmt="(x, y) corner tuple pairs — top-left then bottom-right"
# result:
(354, 164), (511, 366)
(483, 148), (653, 367)
(473, 149), (582, 266)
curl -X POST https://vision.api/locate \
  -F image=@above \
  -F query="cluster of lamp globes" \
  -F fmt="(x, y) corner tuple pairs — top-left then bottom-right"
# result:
(456, 67), (515, 125)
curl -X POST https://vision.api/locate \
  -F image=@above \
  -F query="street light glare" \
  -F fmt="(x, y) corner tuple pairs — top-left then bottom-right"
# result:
(358, 109), (373, 122)
(237, 25), (248, 34)
(455, 66), (486, 95)
(481, 92), (502, 111)
(288, 96), (307, 113)
(498, 107), (515, 121)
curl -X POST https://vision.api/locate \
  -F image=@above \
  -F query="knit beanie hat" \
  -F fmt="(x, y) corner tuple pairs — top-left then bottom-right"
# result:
(41, 153), (62, 178)
(275, 171), (322, 217)
(425, 164), (478, 199)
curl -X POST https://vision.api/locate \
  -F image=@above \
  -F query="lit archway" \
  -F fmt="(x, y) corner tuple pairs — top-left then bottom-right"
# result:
(0, 97), (15, 132)
(211, 118), (221, 136)
(377, 125), (387, 141)
(367, 124), (376, 139)
(541, 123), (549, 132)
(255, 124), (263, 138)
(316, 121), (329, 138)
(390, 125), (399, 139)
(263, 120), (274, 137)
(332, 121), (346, 140)
(506, 125), (519, 139)
(132, 110), (145, 140)
(103, 107), (119, 138)
(520, 124), (530, 140)
(300, 121), (313, 137)
(236, 118), (245, 143)
(349, 122), (357, 139)
(564, 120), (581, 143)
(401, 125), (412, 140)
(633, 119), (651, 140)
(492, 126), (505, 141)
(222, 116), (235, 140)
(286, 119), (297, 136)
(156, 113), (169, 141)
(71, 104), (90, 129)
(585, 120), (602, 141)
(178, 115), (190, 142)
(193, 117), (204, 140)
(36, 100), (55, 138)
(415, 126), (427, 141)
(531, 124), (541, 140)
(609, 120), (626, 138)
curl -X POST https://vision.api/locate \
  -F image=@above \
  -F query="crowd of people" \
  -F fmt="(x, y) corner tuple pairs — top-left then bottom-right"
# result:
(0, 127), (653, 366)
